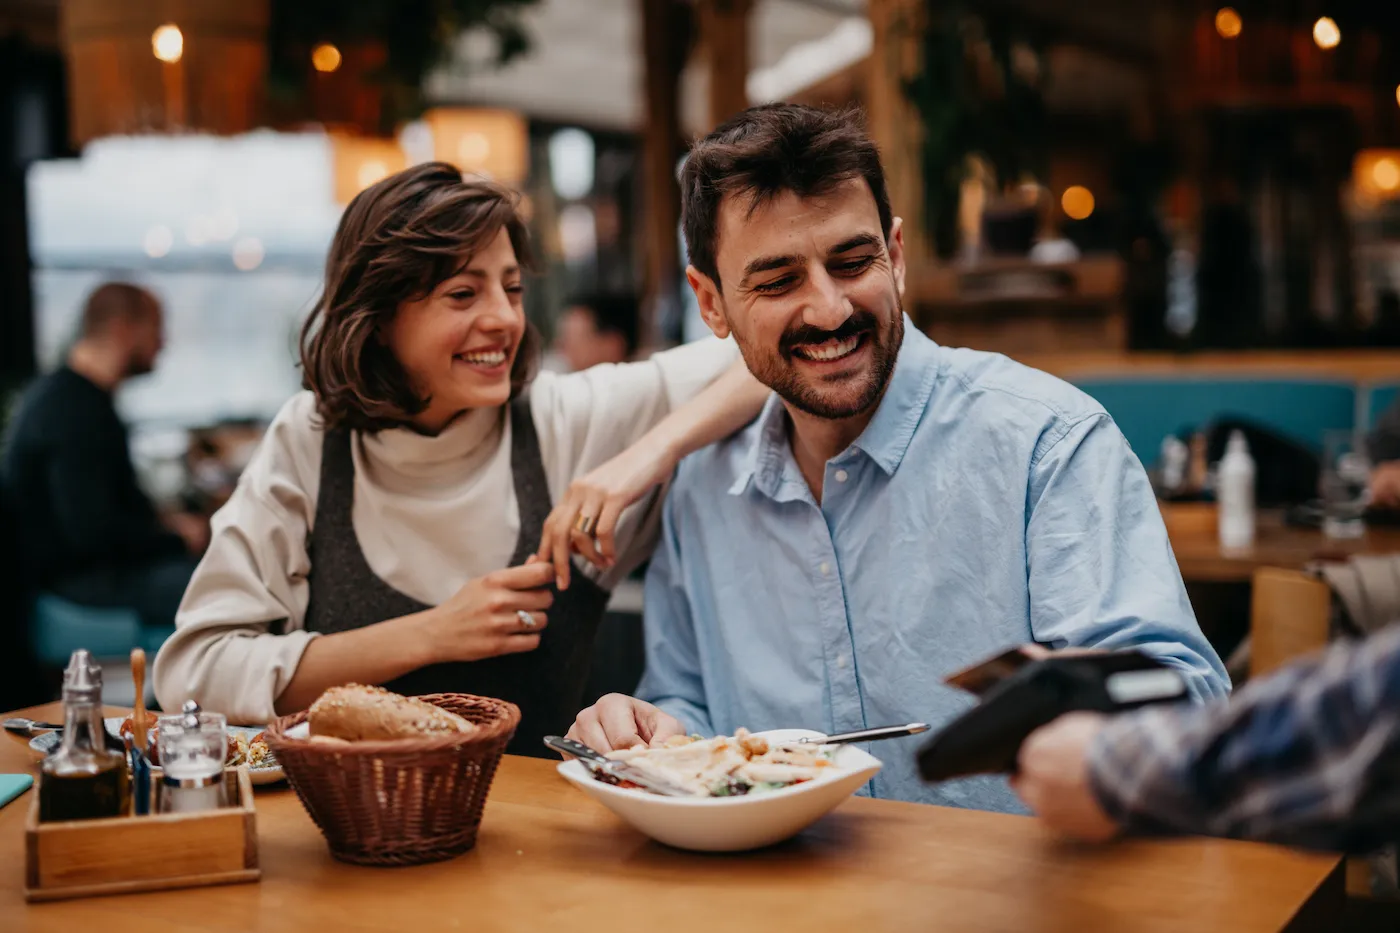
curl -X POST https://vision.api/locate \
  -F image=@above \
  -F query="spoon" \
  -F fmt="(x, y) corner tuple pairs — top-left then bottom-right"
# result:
(2, 718), (62, 736)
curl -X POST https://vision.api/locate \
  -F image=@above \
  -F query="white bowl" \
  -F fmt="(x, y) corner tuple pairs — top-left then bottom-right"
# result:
(556, 729), (881, 852)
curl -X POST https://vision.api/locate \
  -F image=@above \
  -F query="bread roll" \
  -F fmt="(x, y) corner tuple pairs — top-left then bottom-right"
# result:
(308, 684), (475, 741)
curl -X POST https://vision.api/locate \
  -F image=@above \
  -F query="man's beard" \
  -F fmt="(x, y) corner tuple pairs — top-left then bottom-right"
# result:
(736, 303), (903, 421)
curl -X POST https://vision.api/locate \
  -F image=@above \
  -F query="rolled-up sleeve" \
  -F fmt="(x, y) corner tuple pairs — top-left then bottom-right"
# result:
(152, 394), (321, 724)
(1026, 413), (1230, 702)
(532, 336), (739, 587)
(635, 493), (713, 736)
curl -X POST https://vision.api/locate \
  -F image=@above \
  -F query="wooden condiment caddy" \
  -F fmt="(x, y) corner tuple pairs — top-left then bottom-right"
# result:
(24, 767), (259, 902)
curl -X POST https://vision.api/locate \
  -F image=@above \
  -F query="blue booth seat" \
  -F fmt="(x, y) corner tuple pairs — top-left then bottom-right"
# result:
(29, 592), (174, 668)
(1071, 376), (1357, 465)
(1364, 383), (1400, 431)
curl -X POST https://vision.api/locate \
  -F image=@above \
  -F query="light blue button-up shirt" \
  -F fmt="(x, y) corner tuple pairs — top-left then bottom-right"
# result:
(637, 319), (1229, 813)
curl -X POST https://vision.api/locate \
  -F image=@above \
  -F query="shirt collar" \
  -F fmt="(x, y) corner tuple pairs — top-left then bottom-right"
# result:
(727, 316), (940, 498)
(849, 316), (940, 476)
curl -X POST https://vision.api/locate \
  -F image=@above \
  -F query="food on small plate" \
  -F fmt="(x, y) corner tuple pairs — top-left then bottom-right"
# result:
(598, 728), (836, 797)
(246, 731), (273, 767)
(306, 684), (476, 741)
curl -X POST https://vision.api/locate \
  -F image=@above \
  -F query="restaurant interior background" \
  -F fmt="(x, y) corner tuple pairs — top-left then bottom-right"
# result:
(4, 0), (1400, 712)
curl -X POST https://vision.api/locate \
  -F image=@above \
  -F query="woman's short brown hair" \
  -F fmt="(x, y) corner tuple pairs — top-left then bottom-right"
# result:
(299, 161), (539, 432)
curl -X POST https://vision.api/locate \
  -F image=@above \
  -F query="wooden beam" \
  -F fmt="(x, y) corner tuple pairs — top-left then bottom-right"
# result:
(697, 0), (752, 130)
(638, 0), (685, 347)
(865, 0), (934, 276)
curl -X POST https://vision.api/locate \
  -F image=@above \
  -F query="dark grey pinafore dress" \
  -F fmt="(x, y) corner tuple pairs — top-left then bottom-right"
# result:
(302, 399), (611, 757)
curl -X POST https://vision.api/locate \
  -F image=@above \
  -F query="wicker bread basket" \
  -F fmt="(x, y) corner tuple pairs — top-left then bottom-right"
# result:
(265, 693), (520, 866)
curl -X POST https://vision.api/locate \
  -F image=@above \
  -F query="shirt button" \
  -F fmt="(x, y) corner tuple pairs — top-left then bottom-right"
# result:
(836, 655), (848, 669)
(819, 562), (831, 576)
(834, 469), (849, 483)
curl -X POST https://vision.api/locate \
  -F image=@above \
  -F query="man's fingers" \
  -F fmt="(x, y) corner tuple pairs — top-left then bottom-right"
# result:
(598, 697), (646, 751)
(640, 707), (686, 745)
(571, 714), (611, 753)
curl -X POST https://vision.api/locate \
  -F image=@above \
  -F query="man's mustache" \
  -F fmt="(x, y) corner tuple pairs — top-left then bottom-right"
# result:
(779, 310), (879, 357)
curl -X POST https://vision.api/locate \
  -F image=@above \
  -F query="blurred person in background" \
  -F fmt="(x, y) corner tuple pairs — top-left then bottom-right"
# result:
(1, 282), (207, 630)
(1013, 624), (1400, 854)
(153, 164), (766, 754)
(553, 294), (640, 371)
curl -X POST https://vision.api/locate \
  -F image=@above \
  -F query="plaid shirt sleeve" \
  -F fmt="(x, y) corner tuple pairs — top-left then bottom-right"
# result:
(1086, 624), (1400, 852)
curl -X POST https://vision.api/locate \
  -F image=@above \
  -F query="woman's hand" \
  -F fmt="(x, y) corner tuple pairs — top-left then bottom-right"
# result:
(536, 436), (675, 590)
(418, 561), (556, 663)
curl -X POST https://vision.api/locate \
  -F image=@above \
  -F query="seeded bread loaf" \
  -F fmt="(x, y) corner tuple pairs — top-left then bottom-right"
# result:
(308, 684), (475, 741)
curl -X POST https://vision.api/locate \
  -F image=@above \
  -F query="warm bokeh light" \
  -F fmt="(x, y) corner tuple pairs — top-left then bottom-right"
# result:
(457, 132), (492, 167)
(151, 24), (184, 64)
(1395, 84), (1400, 108)
(1313, 17), (1340, 50)
(311, 43), (342, 73)
(1061, 186), (1095, 221)
(1373, 158), (1400, 193)
(1353, 150), (1400, 204)
(357, 159), (389, 190)
(232, 237), (264, 272)
(1214, 8), (1242, 39)
(330, 135), (408, 204)
(423, 108), (529, 183)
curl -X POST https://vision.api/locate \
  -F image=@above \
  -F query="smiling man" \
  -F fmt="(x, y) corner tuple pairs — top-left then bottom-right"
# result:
(569, 105), (1228, 811)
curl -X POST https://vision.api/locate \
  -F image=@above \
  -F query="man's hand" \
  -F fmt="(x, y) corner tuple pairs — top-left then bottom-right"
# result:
(1011, 712), (1122, 843)
(1371, 462), (1400, 509)
(567, 694), (687, 752)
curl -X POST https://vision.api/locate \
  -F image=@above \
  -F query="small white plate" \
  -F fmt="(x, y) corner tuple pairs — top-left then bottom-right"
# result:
(557, 728), (882, 852)
(29, 717), (285, 785)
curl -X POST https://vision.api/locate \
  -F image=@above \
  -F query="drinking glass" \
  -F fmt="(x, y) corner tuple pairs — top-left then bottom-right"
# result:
(1320, 430), (1371, 540)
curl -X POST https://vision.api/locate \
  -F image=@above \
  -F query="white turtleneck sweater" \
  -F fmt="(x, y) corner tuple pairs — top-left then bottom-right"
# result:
(152, 337), (738, 723)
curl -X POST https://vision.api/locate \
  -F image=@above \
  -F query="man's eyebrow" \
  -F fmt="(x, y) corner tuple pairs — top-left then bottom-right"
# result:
(741, 253), (802, 284)
(829, 233), (882, 255)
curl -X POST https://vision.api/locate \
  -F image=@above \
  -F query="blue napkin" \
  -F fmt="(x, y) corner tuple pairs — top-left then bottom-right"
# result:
(0, 774), (34, 810)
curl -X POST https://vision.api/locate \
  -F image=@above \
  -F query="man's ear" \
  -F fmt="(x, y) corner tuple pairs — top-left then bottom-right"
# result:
(888, 216), (907, 299)
(686, 266), (731, 340)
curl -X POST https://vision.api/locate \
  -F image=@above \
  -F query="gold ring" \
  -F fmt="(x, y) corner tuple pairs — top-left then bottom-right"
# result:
(574, 514), (597, 536)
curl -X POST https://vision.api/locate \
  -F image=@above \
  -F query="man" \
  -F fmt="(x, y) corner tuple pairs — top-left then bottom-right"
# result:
(553, 294), (639, 372)
(1013, 625), (1400, 851)
(2, 282), (205, 630)
(569, 104), (1228, 812)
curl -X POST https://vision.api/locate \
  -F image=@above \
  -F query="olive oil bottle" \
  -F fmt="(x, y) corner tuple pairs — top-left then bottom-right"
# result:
(38, 649), (130, 822)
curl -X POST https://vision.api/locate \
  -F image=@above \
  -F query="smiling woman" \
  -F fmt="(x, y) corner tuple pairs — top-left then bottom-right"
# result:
(151, 163), (768, 755)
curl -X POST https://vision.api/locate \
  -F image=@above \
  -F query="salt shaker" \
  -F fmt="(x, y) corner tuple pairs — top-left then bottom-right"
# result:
(158, 700), (227, 814)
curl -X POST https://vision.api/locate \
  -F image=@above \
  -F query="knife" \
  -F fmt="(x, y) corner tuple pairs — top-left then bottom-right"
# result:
(542, 735), (694, 797)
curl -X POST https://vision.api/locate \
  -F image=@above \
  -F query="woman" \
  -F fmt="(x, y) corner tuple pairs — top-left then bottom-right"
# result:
(152, 163), (764, 753)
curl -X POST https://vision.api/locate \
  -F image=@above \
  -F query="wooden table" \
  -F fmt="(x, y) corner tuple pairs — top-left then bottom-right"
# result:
(3, 704), (1343, 932)
(1164, 504), (1400, 583)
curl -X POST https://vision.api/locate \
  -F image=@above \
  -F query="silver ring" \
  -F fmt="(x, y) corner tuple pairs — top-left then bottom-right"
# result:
(517, 609), (536, 629)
